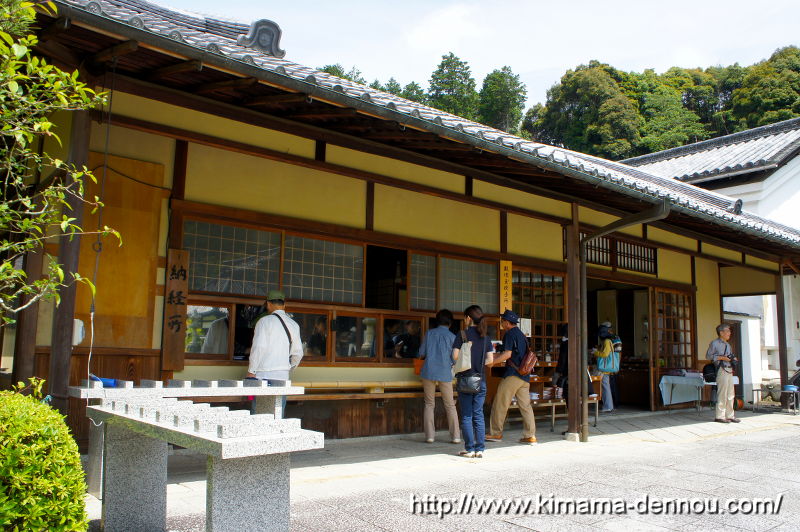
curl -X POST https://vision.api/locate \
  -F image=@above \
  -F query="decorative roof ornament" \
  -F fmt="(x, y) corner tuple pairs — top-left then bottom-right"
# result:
(236, 19), (285, 58)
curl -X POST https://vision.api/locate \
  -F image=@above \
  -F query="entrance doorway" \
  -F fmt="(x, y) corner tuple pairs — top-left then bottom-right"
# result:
(586, 279), (651, 409)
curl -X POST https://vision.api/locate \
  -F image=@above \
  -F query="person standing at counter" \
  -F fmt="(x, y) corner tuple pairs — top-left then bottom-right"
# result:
(485, 310), (537, 444)
(418, 309), (461, 444)
(247, 290), (303, 386)
(452, 305), (494, 458)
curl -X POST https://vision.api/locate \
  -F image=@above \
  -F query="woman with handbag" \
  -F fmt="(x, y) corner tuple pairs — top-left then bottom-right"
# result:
(452, 305), (495, 458)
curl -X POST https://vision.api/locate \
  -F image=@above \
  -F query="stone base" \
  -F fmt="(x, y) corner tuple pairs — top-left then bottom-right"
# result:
(207, 453), (290, 532)
(563, 432), (580, 442)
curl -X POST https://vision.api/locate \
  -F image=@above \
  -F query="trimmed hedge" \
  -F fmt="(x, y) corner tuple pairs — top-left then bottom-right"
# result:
(0, 389), (88, 531)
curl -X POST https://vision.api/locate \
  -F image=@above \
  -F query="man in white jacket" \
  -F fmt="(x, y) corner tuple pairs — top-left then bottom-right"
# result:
(246, 290), (303, 385)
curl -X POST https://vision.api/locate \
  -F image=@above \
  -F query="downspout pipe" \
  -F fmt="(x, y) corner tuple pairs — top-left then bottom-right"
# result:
(580, 199), (671, 442)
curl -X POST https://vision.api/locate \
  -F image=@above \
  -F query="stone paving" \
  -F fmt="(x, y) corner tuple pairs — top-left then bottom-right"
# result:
(86, 408), (800, 531)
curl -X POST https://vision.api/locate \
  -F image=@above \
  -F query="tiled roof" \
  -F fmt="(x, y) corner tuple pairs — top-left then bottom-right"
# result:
(621, 118), (800, 183)
(57, 0), (800, 250)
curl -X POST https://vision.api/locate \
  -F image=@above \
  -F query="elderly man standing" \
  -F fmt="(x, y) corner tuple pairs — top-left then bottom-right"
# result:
(707, 323), (740, 424)
(485, 310), (537, 444)
(247, 289), (303, 387)
(418, 309), (461, 444)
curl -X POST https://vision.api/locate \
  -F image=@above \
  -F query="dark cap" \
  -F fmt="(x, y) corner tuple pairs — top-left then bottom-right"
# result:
(500, 309), (519, 324)
(266, 289), (286, 301)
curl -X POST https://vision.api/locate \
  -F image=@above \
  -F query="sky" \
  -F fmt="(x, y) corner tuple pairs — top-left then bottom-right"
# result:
(157, 0), (799, 109)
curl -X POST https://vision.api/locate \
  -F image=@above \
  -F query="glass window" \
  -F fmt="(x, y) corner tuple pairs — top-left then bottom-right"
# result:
(185, 305), (230, 355)
(512, 270), (565, 362)
(439, 257), (498, 314)
(292, 311), (328, 359)
(334, 315), (377, 359)
(282, 235), (363, 304)
(233, 304), (265, 360)
(183, 220), (280, 296)
(383, 318), (423, 361)
(410, 254), (436, 310)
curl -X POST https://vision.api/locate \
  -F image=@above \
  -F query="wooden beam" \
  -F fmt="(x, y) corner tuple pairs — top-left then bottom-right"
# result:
(243, 93), (308, 107)
(91, 40), (138, 64)
(146, 59), (203, 80)
(49, 111), (91, 415)
(566, 203), (581, 437)
(37, 17), (71, 42)
(172, 140), (188, 200)
(195, 77), (258, 94)
(776, 273), (789, 387)
(286, 108), (359, 120)
(33, 40), (83, 69)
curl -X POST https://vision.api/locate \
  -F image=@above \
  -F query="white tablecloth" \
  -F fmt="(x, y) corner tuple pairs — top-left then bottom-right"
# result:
(659, 375), (740, 405)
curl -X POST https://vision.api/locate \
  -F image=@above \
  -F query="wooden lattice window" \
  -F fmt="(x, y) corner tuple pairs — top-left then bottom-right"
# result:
(511, 270), (565, 359)
(654, 289), (695, 371)
(563, 230), (657, 275)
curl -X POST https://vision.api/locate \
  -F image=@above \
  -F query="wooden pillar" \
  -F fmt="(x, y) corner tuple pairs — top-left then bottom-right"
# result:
(12, 248), (44, 383)
(48, 110), (91, 414)
(776, 271), (789, 386)
(566, 204), (581, 437)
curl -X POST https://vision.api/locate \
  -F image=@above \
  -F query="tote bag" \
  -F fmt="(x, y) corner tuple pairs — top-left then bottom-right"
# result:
(452, 330), (472, 375)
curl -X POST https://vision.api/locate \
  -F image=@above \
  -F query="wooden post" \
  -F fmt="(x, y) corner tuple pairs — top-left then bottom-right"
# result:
(776, 272), (789, 386)
(566, 204), (581, 438)
(49, 110), (91, 414)
(12, 248), (44, 383)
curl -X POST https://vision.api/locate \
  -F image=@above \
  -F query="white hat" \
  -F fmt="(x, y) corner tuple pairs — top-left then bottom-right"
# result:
(601, 321), (612, 328)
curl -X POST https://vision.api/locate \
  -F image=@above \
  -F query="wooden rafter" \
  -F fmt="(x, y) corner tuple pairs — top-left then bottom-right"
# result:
(195, 77), (258, 94)
(91, 40), (138, 64)
(37, 17), (71, 42)
(287, 108), (359, 120)
(243, 93), (308, 107)
(146, 59), (203, 80)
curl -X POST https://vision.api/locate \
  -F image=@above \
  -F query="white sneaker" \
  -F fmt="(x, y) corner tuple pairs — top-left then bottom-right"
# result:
(474, 451), (483, 458)
(425, 438), (434, 443)
(458, 450), (475, 458)
(451, 438), (462, 444)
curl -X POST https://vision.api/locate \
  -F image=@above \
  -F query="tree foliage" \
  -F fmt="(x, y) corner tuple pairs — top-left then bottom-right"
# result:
(427, 52), (479, 120)
(478, 66), (526, 134)
(1, 1), (117, 325)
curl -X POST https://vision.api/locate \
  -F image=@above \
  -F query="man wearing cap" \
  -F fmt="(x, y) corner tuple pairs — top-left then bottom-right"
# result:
(247, 290), (303, 387)
(486, 310), (537, 444)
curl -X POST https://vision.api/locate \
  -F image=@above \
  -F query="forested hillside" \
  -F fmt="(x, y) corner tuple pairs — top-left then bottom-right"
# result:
(322, 45), (800, 160)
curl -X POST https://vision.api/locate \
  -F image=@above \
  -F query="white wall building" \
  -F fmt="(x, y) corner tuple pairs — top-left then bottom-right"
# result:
(623, 118), (800, 375)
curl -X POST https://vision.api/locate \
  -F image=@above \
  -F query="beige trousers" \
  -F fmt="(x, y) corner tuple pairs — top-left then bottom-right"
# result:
(489, 375), (536, 438)
(715, 367), (735, 420)
(422, 378), (461, 441)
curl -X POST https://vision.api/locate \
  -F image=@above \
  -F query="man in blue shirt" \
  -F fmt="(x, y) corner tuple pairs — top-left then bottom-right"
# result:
(486, 310), (537, 444)
(419, 309), (461, 444)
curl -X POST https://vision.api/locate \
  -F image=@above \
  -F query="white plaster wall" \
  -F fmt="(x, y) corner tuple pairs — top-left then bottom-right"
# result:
(716, 159), (800, 375)
(725, 314), (762, 404)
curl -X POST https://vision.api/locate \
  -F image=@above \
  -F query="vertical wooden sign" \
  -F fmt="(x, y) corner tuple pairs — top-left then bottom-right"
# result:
(500, 260), (513, 314)
(162, 249), (189, 371)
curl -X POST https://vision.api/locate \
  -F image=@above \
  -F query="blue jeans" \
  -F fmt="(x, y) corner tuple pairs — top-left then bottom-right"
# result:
(601, 374), (614, 411)
(458, 379), (487, 452)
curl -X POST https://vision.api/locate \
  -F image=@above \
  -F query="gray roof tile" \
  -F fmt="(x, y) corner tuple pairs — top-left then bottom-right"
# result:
(58, 0), (800, 249)
(622, 118), (800, 182)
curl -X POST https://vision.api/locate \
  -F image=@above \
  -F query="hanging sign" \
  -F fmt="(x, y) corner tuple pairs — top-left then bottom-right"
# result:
(162, 249), (189, 371)
(500, 260), (513, 313)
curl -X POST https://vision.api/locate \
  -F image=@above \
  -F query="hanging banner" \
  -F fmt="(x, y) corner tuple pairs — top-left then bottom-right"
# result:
(499, 260), (513, 313)
(162, 248), (189, 372)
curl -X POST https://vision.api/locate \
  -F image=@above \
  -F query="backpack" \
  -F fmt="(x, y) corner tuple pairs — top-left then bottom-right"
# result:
(509, 336), (538, 376)
(702, 363), (716, 383)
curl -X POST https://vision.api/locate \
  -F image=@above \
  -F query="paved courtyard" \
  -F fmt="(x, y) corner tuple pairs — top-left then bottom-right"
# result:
(87, 408), (800, 531)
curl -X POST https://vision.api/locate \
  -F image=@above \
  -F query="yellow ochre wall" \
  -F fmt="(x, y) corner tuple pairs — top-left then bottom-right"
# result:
(507, 214), (563, 261)
(579, 207), (642, 237)
(327, 145), (464, 193)
(658, 249), (692, 284)
(185, 144), (366, 228)
(703, 243), (740, 263)
(746, 255), (779, 271)
(720, 266), (777, 296)
(695, 257), (722, 356)
(472, 181), (572, 219)
(648, 227), (696, 251)
(373, 185), (500, 251)
(107, 91), (314, 158)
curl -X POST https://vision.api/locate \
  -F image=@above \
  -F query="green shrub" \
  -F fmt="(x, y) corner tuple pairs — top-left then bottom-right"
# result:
(0, 380), (88, 531)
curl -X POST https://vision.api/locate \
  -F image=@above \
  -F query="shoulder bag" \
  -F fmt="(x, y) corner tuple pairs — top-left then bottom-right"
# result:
(509, 335), (538, 376)
(456, 336), (488, 394)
